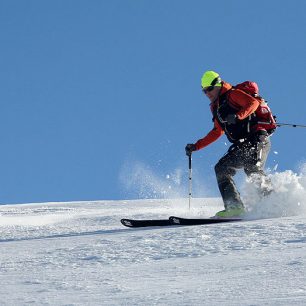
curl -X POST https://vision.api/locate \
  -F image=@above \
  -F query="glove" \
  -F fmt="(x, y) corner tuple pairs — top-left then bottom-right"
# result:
(226, 114), (237, 125)
(185, 143), (196, 156)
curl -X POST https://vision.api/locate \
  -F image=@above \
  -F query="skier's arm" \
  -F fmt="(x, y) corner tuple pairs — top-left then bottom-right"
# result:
(194, 120), (224, 150)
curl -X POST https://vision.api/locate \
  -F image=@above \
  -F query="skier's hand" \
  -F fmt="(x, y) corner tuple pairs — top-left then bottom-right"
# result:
(226, 114), (237, 125)
(185, 144), (196, 156)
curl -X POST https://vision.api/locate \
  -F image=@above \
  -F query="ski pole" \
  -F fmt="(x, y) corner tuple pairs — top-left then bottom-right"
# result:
(276, 122), (306, 128)
(188, 154), (192, 210)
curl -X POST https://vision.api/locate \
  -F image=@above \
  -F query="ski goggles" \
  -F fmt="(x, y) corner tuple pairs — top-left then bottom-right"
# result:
(202, 86), (215, 94)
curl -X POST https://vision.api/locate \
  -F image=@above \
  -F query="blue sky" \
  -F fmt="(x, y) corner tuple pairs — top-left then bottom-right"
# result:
(0, 0), (305, 204)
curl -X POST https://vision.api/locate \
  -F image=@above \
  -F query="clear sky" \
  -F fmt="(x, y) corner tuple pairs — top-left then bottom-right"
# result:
(0, 0), (305, 204)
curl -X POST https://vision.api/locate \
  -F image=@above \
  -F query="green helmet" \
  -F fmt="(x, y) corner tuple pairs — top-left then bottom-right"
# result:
(201, 71), (222, 88)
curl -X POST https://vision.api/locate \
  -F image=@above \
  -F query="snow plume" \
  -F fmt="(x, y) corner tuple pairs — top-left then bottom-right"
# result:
(119, 161), (187, 199)
(243, 164), (306, 219)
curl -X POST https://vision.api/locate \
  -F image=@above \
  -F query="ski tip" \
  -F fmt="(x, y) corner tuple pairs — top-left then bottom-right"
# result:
(121, 219), (133, 227)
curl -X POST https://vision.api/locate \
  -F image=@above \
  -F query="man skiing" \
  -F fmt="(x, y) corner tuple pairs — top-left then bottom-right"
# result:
(185, 71), (274, 218)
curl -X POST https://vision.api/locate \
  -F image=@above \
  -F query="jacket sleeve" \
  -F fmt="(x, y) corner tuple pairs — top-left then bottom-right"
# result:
(194, 119), (224, 150)
(229, 90), (260, 120)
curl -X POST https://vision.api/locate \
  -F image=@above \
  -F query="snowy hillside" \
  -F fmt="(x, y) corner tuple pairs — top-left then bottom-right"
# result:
(0, 180), (306, 306)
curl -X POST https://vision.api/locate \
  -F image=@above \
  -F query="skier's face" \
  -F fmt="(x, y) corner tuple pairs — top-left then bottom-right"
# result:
(203, 86), (221, 102)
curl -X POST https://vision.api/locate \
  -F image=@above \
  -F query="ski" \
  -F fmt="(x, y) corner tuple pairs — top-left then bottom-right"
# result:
(169, 216), (242, 225)
(121, 218), (172, 228)
(121, 216), (243, 228)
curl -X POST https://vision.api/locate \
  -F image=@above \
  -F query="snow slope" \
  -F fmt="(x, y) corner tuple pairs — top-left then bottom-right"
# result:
(0, 194), (306, 305)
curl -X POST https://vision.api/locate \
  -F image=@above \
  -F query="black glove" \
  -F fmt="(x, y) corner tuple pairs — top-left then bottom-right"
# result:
(225, 113), (237, 125)
(185, 144), (196, 156)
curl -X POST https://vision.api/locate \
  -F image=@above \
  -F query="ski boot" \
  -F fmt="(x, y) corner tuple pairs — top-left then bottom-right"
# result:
(215, 207), (245, 218)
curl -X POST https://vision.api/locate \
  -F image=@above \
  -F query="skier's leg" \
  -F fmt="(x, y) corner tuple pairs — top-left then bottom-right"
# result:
(244, 137), (273, 196)
(215, 145), (245, 210)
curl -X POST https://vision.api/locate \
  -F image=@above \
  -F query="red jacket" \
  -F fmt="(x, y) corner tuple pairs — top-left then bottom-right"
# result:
(195, 81), (260, 150)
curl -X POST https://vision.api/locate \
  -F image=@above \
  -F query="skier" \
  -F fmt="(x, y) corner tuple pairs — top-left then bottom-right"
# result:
(185, 71), (274, 217)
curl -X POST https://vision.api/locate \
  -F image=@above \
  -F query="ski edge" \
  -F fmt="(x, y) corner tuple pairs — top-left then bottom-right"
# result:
(169, 216), (243, 225)
(120, 218), (172, 228)
(121, 216), (243, 228)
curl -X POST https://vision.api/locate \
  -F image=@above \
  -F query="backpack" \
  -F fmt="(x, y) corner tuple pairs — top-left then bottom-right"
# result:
(233, 81), (277, 134)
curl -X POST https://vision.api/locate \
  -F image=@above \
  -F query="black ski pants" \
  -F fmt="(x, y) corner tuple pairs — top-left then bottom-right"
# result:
(215, 136), (271, 209)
